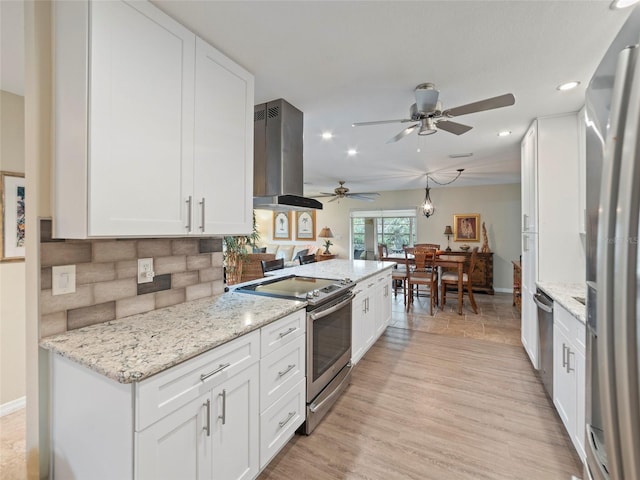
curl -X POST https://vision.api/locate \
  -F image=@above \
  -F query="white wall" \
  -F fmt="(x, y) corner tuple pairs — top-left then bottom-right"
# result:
(0, 90), (26, 408)
(256, 183), (521, 291)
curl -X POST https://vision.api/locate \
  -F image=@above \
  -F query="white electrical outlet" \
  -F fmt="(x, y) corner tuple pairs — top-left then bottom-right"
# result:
(52, 265), (76, 295)
(137, 258), (155, 284)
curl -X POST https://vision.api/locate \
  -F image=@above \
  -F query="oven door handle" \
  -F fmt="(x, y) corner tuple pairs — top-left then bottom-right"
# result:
(308, 293), (355, 321)
(309, 363), (352, 413)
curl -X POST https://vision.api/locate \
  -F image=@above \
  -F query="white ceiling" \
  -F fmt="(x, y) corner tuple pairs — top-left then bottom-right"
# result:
(152, 0), (632, 196)
(2, 1), (633, 196)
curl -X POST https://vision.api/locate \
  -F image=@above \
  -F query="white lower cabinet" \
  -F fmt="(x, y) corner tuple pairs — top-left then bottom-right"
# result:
(136, 392), (213, 480)
(211, 364), (260, 480)
(351, 269), (393, 365)
(50, 309), (306, 480)
(553, 302), (586, 461)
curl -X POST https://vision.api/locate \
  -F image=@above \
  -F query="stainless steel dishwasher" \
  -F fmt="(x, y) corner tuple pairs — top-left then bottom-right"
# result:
(533, 289), (554, 399)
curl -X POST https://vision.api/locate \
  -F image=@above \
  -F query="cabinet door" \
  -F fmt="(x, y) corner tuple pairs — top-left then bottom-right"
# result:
(351, 287), (367, 364)
(136, 392), (212, 480)
(553, 324), (576, 435)
(574, 346), (586, 461)
(521, 121), (538, 233)
(89, 0), (195, 236)
(194, 37), (254, 235)
(374, 272), (391, 338)
(212, 363), (259, 480)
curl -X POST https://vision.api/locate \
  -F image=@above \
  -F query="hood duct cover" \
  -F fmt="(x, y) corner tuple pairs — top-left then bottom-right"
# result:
(253, 99), (322, 210)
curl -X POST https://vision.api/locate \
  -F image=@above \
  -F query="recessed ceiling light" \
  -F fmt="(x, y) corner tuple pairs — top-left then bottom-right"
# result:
(417, 148), (421, 153)
(347, 149), (357, 156)
(322, 132), (333, 140)
(557, 81), (580, 91)
(610, 0), (640, 9)
(497, 131), (512, 137)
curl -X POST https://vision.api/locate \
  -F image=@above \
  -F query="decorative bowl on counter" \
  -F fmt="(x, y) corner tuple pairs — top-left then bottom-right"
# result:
(460, 245), (471, 251)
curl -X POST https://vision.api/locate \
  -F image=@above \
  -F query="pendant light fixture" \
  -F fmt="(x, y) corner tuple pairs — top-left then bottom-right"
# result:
(420, 169), (465, 218)
(422, 177), (435, 217)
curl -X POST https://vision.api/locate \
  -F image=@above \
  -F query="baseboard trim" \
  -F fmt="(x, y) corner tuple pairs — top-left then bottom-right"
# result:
(494, 287), (512, 294)
(0, 396), (26, 417)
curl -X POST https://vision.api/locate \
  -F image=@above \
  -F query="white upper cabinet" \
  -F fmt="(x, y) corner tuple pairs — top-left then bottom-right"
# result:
(194, 38), (254, 235)
(53, 0), (254, 238)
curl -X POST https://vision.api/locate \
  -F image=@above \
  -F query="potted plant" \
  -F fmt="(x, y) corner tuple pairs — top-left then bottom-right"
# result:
(223, 212), (260, 285)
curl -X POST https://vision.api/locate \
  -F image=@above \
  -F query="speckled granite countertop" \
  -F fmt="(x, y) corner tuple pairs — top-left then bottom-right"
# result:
(41, 259), (394, 384)
(536, 282), (586, 324)
(244, 259), (397, 285)
(40, 293), (305, 384)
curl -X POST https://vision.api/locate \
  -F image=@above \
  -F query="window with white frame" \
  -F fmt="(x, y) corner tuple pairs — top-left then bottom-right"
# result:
(350, 209), (417, 258)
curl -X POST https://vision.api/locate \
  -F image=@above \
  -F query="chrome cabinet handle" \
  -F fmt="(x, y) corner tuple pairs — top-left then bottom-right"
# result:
(567, 348), (575, 373)
(523, 213), (529, 231)
(186, 196), (193, 232)
(199, 197), (206, 232)
(362, 298), (367, 314)
(279, 327), (296, 338)
(203, 399), (211, 436)
(522, 234), (529, 252)
(278, 364), (295, 378)
(562, 344), (568, 369)
(200, 362), (231, 382)
(218, 389), (226, 425)
(368, 282), (375, 288)
(278, 411), (296, 429)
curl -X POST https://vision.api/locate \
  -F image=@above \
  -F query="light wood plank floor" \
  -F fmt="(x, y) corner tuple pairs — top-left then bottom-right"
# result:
(259, 293), (582, 480)
(1, 293), (582, 479)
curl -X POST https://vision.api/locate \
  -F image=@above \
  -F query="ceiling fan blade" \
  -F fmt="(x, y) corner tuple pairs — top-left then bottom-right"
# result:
(444, 93), (515, 118)
(437, 120), (473, 136)
(386, 124), (419, 143)
(347, 194), (377, 201)
(415, 86), (439, 113)
(327, 196), (340, 202)
(352, 118), (413, 127)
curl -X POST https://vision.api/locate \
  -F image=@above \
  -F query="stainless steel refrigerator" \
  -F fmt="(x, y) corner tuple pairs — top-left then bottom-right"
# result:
(585, 6), (640, 480)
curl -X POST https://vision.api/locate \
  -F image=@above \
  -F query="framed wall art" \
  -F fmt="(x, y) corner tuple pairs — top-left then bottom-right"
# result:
(453, 213), (480, 242)
(1, 172), (26, 261)
(273, 211), (292, 240)
(295, 210), (316, 241)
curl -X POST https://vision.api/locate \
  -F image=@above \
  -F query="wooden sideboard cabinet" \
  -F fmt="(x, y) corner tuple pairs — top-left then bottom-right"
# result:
(442, 251), (494, 294)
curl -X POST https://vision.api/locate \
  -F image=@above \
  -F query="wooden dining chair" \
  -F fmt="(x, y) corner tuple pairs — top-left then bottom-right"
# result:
(299, 254), (317, 265)
(377, 244), (388, 259)
(440, 247), (479, 314)
(406, 247), (438, 315)
(391, 255), (408, 305)
(261, 258), (285, 274)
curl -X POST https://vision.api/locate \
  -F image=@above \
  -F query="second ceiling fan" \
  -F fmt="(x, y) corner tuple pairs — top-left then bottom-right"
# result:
(315, 181), (381, 202)
(352, 83), (515, 143)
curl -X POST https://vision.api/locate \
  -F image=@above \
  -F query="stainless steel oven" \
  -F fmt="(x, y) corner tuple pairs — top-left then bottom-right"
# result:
(305, 291), (353, 434)
(235, 275), (355, 434)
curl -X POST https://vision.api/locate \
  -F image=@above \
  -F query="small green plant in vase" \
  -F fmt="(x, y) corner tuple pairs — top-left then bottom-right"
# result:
(322, 238), (333, 255)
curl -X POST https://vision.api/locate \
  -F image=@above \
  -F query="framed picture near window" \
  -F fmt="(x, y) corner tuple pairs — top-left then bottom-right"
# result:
(273, 211), (292, 240)
(295, 211), (316, 241)
(1, 172), (26, 261)
(453, 213), (480, 242)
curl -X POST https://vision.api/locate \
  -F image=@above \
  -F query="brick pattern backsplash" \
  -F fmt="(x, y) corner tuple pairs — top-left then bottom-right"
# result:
(40, 220), (224, 337)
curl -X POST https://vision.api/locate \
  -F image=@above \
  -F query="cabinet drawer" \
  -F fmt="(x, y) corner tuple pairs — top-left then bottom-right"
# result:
(259, 378), (305, 469)
(260, 334), (305, 412)
(554, 303), (586, 355)
(136, 330), (259, 431)
(261, 310), (305, 358)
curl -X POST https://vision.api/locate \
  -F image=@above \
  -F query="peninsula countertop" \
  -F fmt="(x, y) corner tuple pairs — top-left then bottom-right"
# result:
(41, 259), (395, 384)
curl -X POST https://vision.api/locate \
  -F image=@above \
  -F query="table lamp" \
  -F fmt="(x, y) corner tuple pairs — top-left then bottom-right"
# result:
(443, 225), (453, 252)
(319, 227), (334, 254)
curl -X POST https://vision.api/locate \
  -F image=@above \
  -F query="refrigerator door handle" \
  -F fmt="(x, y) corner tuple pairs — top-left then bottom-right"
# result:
(596, 44), (637, 480)
(612, 42), (640, 480)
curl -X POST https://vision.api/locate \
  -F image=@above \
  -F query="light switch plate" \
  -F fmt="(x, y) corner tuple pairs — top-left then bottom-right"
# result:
(52, 265), (76, 295)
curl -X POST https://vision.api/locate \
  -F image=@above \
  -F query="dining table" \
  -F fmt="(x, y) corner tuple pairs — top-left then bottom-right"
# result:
(380, 252), (467, 315)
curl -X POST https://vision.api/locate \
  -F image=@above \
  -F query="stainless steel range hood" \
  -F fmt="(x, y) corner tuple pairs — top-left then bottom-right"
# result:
(253, 99), (323, 210)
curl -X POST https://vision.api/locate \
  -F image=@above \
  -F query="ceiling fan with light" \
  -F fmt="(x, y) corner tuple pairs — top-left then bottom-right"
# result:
(314, 181), (381, 202)
(352, 83), (515, 143)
